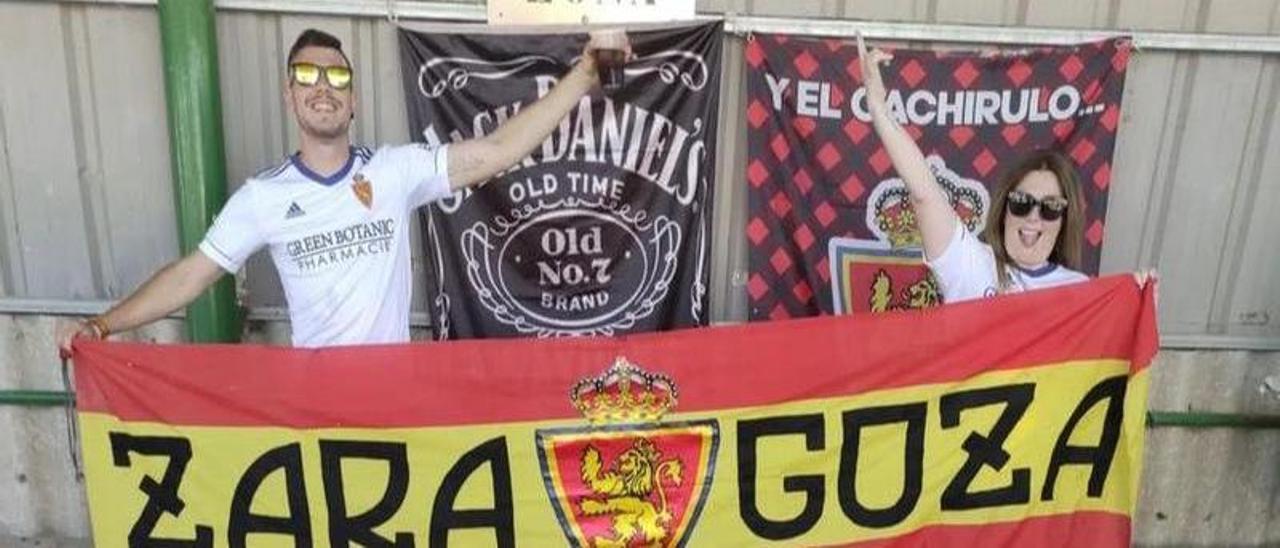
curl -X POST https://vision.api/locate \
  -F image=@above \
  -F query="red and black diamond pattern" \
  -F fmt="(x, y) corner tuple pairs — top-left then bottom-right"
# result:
(745, 35), (1131, 321)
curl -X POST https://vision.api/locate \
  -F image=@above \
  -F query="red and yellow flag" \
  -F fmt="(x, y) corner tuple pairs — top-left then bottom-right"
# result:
(73, 275), (1158, 547)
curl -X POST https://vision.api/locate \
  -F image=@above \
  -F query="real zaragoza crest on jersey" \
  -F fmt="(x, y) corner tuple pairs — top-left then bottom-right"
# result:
(352, 173), (374, 209)
(535, 357), (719, 547)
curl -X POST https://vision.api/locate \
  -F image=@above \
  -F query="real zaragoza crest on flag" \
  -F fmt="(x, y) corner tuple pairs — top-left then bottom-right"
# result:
(536, 358), (718, 547)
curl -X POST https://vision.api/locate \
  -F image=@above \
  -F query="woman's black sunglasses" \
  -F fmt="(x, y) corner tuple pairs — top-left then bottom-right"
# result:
(1006, 190), (1068, 222)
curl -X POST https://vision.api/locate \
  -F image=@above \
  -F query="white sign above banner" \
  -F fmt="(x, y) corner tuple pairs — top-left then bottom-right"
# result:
(487, 0), (695, 25)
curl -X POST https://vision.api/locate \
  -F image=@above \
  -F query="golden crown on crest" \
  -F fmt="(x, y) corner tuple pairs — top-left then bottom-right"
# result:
(571, 357), (678, 425)
(872, 160), (986, 248)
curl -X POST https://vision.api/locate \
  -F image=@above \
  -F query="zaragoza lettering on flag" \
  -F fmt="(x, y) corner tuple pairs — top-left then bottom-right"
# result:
(72, 275), (1157, 547)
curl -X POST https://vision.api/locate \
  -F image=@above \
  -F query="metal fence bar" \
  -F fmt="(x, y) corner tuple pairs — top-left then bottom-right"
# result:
(0, 390), (73, 407)
(1, 297), (1275, 348)
(0, 298), (432, 325)
(1146, 411), (1280, 429)
(53, 0), (1280, 54)
(723, 16), (1280, 54)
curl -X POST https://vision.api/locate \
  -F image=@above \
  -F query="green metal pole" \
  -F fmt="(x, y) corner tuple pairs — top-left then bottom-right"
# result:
(157, 0), (240, 342)
(1146, 411), (1280, 430)
(0, 390), (74, 407)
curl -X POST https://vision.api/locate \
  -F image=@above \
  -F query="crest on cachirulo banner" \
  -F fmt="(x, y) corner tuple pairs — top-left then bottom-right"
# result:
(831, 155), (990, 313)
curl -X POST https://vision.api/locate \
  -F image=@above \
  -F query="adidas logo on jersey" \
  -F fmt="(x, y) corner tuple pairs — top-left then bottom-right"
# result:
(285, 202), (306, 219)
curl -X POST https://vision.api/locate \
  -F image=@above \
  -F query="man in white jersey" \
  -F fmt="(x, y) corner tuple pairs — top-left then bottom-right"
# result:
(58, 28), (623, 349)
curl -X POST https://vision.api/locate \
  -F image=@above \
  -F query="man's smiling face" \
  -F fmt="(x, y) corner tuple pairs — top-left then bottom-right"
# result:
(285, 45), (354, 141)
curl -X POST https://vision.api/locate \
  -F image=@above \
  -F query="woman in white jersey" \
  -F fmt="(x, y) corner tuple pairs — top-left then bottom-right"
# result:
(857, 35), (1089, 303)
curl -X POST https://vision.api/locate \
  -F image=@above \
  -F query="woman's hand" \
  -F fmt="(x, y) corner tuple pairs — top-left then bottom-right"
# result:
(856, 32), (893, 118)
(1133, 269), (1159, 307)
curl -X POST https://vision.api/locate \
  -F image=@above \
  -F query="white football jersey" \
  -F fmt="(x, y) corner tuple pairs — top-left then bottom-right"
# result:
(199, 144), (451, 347)
(926, 220), (1088, 303)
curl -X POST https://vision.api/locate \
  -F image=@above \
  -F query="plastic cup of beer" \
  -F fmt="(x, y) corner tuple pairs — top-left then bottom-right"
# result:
(592, 29), (627, 93)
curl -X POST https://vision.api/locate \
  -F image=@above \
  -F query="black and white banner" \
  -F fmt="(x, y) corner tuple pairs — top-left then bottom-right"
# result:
(400, 22), (721, 339)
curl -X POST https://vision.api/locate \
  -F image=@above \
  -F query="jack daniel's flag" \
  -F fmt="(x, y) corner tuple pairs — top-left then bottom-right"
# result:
(400, 23), (721, 338)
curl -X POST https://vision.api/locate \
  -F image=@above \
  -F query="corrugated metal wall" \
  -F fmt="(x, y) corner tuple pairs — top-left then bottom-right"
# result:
(0, 2), (176, 301)
(0, 0), (1278, 346)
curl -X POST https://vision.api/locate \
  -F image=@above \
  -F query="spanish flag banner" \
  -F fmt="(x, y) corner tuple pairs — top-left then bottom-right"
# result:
(73, 275), (1157, 547)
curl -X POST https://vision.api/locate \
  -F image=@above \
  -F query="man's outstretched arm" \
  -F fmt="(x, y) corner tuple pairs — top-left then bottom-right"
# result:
(56, 251), (226, 354)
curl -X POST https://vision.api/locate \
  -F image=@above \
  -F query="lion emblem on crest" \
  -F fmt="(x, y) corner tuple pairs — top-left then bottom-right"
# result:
(870, 269), (940, 312)
(579, 438), (684, 547)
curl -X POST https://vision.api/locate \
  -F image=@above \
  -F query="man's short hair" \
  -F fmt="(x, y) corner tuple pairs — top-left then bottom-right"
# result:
(287, 28), (351, 68)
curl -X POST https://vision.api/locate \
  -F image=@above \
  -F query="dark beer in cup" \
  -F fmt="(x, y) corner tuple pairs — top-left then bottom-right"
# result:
(592, 30), (627, 93)
(595, 48), (626, 92)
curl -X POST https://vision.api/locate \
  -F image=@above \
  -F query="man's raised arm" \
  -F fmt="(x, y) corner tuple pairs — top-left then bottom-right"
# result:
(445, 31), (627, 190)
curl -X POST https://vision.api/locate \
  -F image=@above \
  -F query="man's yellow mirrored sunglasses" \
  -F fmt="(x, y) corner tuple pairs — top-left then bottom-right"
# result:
(289, 63), (353, 89)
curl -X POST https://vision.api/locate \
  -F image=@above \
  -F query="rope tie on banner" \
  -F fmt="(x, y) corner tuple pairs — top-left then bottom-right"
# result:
(1124, 32), (1143, 54)
(60, 357), (83, 483)
(726, 12), (752, 40)
(386, 0), (400, 24)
